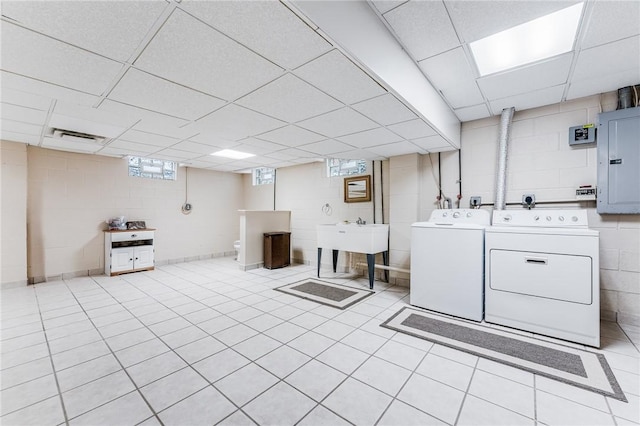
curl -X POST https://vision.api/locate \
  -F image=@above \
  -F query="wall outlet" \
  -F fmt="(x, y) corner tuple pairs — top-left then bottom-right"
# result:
(470, 196), (482, 208)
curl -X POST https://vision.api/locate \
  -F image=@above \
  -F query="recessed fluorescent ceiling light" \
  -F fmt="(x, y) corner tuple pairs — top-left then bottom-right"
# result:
(470, 2), (584, 76)
(210, 149), (255, 159)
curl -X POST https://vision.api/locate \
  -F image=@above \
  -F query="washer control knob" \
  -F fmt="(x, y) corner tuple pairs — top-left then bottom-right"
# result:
(466, 212), (472, 218)
(559, 216), (565, 221)
(453, 212), (460, 218)
(442, 212), (448, 217)
(534, 215), (540, 221)
(572, 216), (579, 222)
(546, 216), (552, 221)
(503, 214), (512, 222)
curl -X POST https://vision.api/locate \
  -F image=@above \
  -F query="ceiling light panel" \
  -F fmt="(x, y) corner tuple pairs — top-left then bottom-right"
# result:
(0, 1), (168, 62)
(211, 149), (255, 160)
(1, 71), (99, 107)
(470, 3), (584, 76)
(477, 53), (573, 100)
(387, 119), (437, 140)
(1, 23), (123, 96)
(337, 127), (403, 148)
(134, 9), (283, 101)
(195, 104), (286, 141)
(255, 125), (325, 147)
(383, 1), (459, 61)
(107, 69), (225, 120)
(297, 108), (378, 138)
(294, 50), (386, 104)
(418, 48), (484, 108)
(351, 94), (417, 126)
(180, 1), (332, 70)
(445, 0), (578, 44)
(236, 74), (342, 123)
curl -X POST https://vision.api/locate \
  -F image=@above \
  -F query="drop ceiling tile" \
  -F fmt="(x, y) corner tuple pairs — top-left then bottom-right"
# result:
(368, 140), (425, 157)
(49, 114), (127, 139)
(195, 104), (286, 141)
(0, 104), (48, 125)
(237, 138), (288, 153)
(454, 104), (491, 122)
(1, 71), (99, 106)
(106, 139), (160, 154)
(337, 127), (403, 148)
(478, 53), (573, 101)
(297, 139), (353, 156)
(187, 135), (239, 150)
(297, 108), (378, 138)
(134, 9), (283, 100)
(445, 1), (576, 43)
(0, 88), (51, 111)
(96, 146), (147, 158)
(489, 85), (565, 115)
(334, 149), (386, 161)
(387, 119), (437, 140)
(0, 120), (43, 136)
(54, 101), (138, 130)
(170, 140), (222, 155)
(294, 50), (385, 104)
(118, 129), (181, 148)
(1, 22), (123, 96)
(255, 125), (325, 147)
(581, 1), (640, 49)
(410, 135), (453, 152)
(230, 143), (275, 157)
(572, 36), (640, 81)
(236, 74), (342, 122)
(0, 131), (39, 145)
(107, 68), (226, 121)
(270, 148), (320, 160)
(180, 1), (332, 70)
(0, 1), (168, 62)
(98, 100), (190, 134)
(42, 136), (101, 154)
(567, 68), (640, 101)
(351, 94), (417, 126)
(372, 1), (408, 14)
(384, 1), (459, 61)
(153, 148), (199, 160)
(418, 47), (484, 108)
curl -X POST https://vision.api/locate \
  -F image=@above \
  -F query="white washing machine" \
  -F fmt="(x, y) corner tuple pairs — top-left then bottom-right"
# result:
(485, 209), (600, 347)
(411, 209), (491, 321)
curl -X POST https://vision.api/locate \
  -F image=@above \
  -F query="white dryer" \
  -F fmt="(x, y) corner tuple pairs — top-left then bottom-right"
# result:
(411, 209), (491, 321)
(485, 209), (600, 347)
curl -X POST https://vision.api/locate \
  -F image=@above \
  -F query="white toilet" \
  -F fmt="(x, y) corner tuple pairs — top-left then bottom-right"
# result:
(233, 240), (240, 260)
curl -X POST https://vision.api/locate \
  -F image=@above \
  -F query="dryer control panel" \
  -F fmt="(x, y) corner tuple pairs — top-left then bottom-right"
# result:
(492, 209), (589, 228)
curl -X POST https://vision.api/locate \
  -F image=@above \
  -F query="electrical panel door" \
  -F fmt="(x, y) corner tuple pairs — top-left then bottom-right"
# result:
(597, 107), (640, 214)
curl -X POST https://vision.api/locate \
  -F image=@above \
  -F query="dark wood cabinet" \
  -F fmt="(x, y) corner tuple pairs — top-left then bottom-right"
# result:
(264, 232), (291, 269)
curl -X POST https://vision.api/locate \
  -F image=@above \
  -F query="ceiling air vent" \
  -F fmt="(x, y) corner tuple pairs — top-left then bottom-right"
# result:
(51, 128), (108, 145)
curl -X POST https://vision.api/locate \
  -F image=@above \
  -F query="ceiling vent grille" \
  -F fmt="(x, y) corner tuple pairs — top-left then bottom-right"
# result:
(51, 128), (108, 145)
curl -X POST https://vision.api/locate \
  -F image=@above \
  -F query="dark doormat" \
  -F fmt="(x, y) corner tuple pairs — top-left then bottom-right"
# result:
(275, 279), (374, 309)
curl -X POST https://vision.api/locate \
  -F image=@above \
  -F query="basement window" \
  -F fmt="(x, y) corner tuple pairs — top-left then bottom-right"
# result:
(128, 156), (177, 181)
(253, 167), (275, 185)
(327, 159), (367, 177)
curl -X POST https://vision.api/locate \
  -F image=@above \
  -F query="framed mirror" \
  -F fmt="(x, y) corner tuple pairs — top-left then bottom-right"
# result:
(344, 175), (371, 203)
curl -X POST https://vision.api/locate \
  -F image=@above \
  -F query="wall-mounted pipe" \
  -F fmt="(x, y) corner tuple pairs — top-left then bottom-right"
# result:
(494, 107), (515, 210)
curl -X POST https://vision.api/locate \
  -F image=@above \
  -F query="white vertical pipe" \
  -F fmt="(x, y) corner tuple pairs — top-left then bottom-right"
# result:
(494, 107), (515, 210)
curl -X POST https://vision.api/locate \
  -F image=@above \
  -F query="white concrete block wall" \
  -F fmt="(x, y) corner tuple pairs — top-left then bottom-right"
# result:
(460, 92), (639, 325)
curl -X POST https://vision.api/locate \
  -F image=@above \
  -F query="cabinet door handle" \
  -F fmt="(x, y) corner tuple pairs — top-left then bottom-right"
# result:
(525, 257), (547, 265)
(129, 258), (133, 261)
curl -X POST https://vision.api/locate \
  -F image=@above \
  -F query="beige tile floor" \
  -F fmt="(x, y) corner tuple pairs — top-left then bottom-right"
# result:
(1, 257), (639, 425)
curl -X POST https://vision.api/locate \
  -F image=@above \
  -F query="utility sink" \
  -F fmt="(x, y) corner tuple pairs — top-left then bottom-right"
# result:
(317, 223), (389, 254)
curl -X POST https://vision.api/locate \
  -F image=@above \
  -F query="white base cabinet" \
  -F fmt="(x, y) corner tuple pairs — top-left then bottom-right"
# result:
(105, 230), (155, 276)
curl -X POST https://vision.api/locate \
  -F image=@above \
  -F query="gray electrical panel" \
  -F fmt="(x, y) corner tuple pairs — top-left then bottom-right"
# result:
(597, 107), (640, 214)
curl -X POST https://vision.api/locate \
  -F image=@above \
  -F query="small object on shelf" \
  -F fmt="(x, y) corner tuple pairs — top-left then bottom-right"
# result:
(106, 216), (126, 230)
(126, 221), (146, 230)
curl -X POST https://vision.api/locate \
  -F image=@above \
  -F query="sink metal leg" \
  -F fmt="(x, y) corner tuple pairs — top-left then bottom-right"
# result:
(332, 250), (339, 273)
(317, 248), (322, 278)
(367, 253), (375, 289)
(382, 250), (389, 282)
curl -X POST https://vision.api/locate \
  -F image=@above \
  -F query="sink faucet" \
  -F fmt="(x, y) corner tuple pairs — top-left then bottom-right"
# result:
(356, 217), (366, 225)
